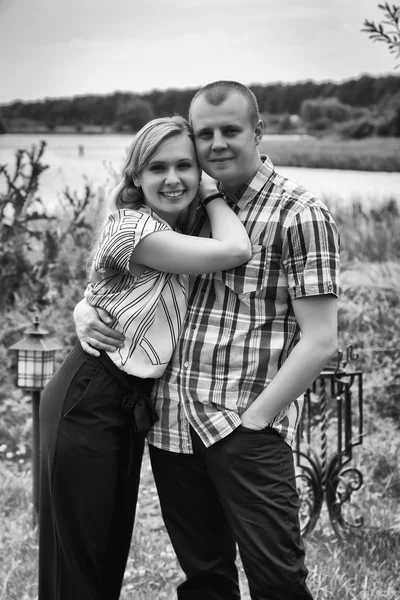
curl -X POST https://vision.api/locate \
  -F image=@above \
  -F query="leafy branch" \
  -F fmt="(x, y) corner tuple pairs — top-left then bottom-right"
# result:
(361, 3), (400, 65)
(0, 143), (96, 309)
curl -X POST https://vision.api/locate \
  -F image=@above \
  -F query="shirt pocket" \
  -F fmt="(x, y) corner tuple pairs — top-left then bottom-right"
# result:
(215, 244), (266, 297)
(214, 243), (287, 313)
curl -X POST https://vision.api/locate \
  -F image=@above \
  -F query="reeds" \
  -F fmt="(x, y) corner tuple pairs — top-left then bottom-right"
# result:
(260, 137), (400, 172)
(330, 198), (400, 262)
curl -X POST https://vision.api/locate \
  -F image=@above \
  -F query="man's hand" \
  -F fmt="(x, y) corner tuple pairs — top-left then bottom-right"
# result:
(240, 295), (338, 430)
(74, 299), (125, 357)
(240, 410), (271, 431)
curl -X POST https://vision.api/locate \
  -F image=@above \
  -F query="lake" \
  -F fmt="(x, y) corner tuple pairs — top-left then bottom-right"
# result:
(1, 133), (400, 212)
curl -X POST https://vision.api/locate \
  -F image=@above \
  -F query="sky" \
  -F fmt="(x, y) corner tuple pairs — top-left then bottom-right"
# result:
(0, 0), (398, 105)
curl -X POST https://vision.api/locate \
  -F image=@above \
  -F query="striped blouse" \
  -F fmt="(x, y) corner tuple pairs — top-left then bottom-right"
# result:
(84, 207), (189, 378)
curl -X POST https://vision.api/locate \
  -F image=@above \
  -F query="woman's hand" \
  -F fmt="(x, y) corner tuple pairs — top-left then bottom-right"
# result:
(74, 299), (125, 357)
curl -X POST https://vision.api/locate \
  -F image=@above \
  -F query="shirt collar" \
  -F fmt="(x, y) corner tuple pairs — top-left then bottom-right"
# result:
(220, 155), (275, 208)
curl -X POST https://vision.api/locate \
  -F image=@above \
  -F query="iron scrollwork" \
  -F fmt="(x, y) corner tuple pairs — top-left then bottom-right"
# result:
(294, 345), (365, 537)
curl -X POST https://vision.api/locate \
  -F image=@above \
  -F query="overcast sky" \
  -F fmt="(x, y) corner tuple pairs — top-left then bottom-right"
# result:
(0, 0), (397, 104)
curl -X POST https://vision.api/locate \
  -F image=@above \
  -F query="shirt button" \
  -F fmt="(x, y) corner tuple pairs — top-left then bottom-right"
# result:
(184, 361), (189, 368)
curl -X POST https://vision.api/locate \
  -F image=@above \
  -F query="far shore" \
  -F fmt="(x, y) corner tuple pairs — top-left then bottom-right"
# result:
(1, 130), (400, 172)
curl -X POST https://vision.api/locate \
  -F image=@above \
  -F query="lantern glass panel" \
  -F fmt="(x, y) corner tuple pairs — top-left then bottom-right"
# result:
(17, 350), (55, 389)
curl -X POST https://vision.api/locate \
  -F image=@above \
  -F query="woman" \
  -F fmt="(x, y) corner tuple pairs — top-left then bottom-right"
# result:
(38, 115), (251, 600)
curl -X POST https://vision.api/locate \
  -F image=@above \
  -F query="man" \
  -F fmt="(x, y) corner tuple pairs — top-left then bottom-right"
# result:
(74, 81), (339, 600)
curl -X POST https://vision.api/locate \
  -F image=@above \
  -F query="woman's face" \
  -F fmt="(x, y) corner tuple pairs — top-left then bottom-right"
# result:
(137, 134), (200, 227)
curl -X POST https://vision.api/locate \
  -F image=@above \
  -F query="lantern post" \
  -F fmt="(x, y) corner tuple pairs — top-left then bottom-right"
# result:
(9, 316), (62, 525)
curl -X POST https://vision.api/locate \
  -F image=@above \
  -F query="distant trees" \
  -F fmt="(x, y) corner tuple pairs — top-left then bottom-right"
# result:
(300, 97), (355, 130)
(0, 114), (6, 134)
(143, 88), (197, 119)
(1, 74), (400, 137)
(250, 76), (400, 114)
(114, 96), (155, 132)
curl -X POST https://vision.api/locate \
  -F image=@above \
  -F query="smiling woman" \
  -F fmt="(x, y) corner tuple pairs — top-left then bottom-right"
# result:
(132, 135), (200, 227)
(37, 114), (251, 600)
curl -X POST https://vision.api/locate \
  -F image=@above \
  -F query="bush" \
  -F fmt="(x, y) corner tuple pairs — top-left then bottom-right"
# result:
(337, 118), (375, 139)
(376, 105), (400, 137)
(300, 97), (354, 125)
(312, 116), (333, 131)
(0, 143), (97, 311)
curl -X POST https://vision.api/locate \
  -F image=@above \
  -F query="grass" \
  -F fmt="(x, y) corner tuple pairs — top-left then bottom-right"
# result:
(259, 136), (400, 172)
(1, 425), (399, 600)
(1, 194), (400, 598)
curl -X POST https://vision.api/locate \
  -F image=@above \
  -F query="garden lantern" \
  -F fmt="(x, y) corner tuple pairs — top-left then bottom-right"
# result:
(9, 316), (62, 390)
(9, 316), (62, 525)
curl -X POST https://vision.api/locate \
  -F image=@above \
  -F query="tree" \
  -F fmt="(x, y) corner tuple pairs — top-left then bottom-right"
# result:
(0, 114), (7, 134)
(362, 3), (400, 65)
(300, 97), (353, 128)
(114, 97), (155, 132)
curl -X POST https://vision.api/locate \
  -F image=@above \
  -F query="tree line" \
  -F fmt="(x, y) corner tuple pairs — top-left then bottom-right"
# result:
(0, 74), (399, 137)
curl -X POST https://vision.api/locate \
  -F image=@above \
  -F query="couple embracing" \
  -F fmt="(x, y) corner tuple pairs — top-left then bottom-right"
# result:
(39, 80), (339, 600)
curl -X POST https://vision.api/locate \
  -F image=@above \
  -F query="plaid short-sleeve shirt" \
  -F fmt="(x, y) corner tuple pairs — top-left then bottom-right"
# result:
(147, 155), (340, 453)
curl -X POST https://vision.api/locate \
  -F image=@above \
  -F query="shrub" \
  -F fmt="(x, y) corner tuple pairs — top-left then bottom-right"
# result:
(300, 97), (354, 125)
(337, 118), (375, 139)
(0, 143), (96, 311)
(376, 105), (400, 136)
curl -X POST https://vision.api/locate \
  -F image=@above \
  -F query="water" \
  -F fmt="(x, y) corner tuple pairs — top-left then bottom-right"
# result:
(1, 133), (399, 212)
(277, 166), (400, 210)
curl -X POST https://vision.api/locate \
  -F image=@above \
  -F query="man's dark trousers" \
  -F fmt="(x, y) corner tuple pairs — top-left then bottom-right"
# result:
(149, 426), (313, 600)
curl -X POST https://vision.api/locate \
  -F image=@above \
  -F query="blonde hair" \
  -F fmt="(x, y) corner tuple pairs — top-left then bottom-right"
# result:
(108, 115), (199, 232)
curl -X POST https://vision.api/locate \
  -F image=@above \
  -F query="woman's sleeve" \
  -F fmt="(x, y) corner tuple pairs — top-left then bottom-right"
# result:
(94, 209), (170, 273)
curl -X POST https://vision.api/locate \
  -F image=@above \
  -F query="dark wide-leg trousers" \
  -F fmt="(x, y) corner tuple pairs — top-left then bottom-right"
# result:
(39, 343), (153, 600)
(149, 426), (313, 600)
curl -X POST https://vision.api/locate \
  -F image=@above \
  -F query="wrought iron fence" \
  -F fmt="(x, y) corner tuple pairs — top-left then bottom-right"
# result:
(295, 345), (364, 538)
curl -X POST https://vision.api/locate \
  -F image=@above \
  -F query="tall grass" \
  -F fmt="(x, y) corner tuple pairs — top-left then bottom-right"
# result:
(259, 137), (400, 171)
(1, 194), (400, 599)
(330, 198), (400, 263)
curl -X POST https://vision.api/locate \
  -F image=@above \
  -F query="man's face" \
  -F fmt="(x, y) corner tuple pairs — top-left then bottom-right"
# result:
(190, 92), (263, 194)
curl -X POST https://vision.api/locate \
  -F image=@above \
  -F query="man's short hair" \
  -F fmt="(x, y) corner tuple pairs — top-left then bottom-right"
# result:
(189, 81), (260, 127)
